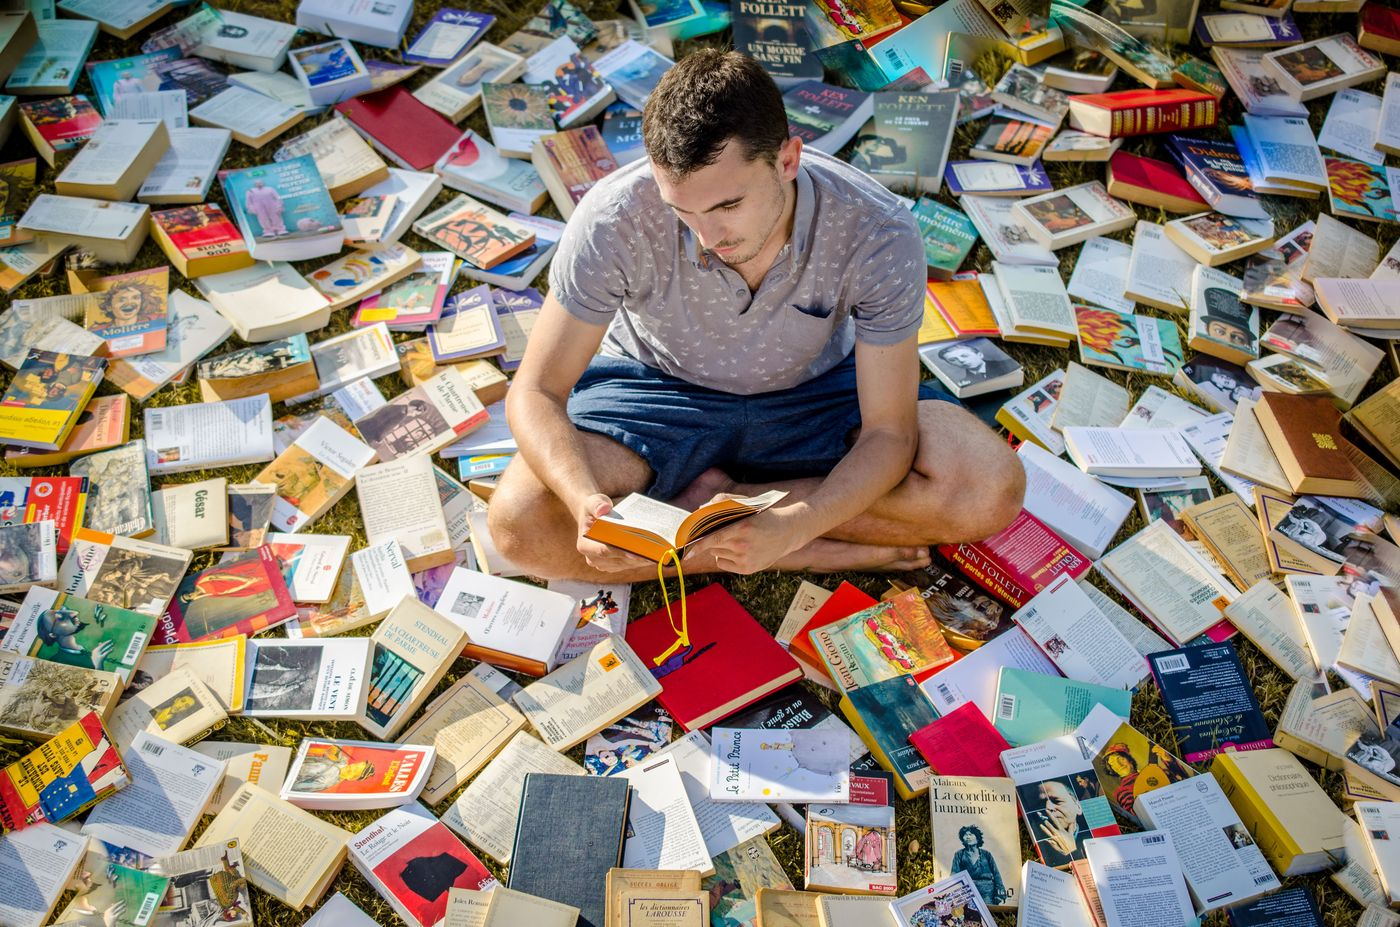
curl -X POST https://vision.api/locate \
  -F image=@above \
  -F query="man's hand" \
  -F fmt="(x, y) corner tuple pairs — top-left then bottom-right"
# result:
(89, 639), (114, 671)
(685, 501), (809, 575)
(575, 493), (653, 573)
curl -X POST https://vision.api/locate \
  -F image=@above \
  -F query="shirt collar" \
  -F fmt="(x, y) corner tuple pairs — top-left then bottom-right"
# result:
(681, 161), (817, 269)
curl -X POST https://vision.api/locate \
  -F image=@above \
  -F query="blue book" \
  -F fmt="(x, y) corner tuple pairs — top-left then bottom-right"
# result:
(1165, 135), (1267, 219)
(943, 160), (1052, 196)
(838, 674), (938, 800)
(491, 287), (544, 372)
(1148, 642), (1272, 765)
(994, 667), (1133, 747)
(600, 103), (644, 166)
(219, 155), (342, 259)
(1226, 887), (1321, 927)
(404, 9), (495, 67)
(84, 47), (180, 115)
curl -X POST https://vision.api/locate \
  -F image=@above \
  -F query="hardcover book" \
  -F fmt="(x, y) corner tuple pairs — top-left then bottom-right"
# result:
(626, 582), (801, 730)
(1068, 88), (1217, 138)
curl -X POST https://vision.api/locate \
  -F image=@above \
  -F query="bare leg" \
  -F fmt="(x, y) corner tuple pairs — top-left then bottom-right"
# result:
(677, 400), (1025, 547)
(489, 431), (929, 582)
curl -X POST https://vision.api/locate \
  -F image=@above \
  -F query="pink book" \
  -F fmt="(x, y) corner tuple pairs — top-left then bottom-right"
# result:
(937, 510), (1091, 609)
(908, 703), (1012, 778)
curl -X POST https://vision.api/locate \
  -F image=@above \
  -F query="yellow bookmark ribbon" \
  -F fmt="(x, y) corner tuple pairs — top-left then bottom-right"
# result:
(650, 548), (689, 666)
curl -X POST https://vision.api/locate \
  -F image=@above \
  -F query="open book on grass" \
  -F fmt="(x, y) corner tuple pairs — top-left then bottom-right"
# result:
(585, 490), (787, 562)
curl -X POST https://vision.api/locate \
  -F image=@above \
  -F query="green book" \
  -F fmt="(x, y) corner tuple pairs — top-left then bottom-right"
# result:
(911, 197), (978, 280)
(993, 667), (1133, 747)
(4, 586), (155, 684)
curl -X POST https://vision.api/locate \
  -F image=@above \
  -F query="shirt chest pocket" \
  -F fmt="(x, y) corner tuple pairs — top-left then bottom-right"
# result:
(779, 303), (838, 354)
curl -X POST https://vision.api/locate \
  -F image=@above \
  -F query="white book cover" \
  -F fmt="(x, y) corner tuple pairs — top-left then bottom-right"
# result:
(266, 416), (376, 533)
(82, 731), (227, 857)
(1357, 801), (1400, 905)
(961, 194), (1058, 266)
(266, 532), (351, 603)
(307, 893), (379, 927)
(999, 369), (1066, 455)
(1017, 441), (1133, 559)
(58, 118), (165, 187)
(297, 0), (413, 47)
(191, 85), (302, 140)
(110, 290), (233, 397)
(1242, 114), (1327, 188)
(144, 394), (274, 475)
(1264, 34), (1384, 100)
(548, 579), (631, 664)
(1018, 861), (1094, 927)
(194, 10), (296, 70)
(5, 19), (96, 93)
(618, 754), (713, 874)
(521, 35), (613, 128)
(919, 626), (1057, 720)
(19, 194), (148, 241)
(1124, 220), (1195, 312)
(441, 730), (583, 863)
(432, 567), (576, 671)
(1066, 237), (1133, 313)
(1212, 46), (1307, 117)
(0, 823), (86, 927)
(709, 727), (850, 803)
(243, 637), (370, 718)
(1052, 362), (1130, 432)
(1180, 412), (1260, 502)
(1379, 72), (1400, 156)
(1063, 425), (1200, 479)
(358, 168), (443, 244)
(654, 730), (780, 857)
(1319, 88), (1385, 165)
(1084, 832), (1194, 927)
(1134, 775), (1281, 911)
(413, 43), (526, 120)
(227, 69), (317, 112)
(138, 127), (230, 201)
(1121, 387), (1209, 431)
(287, 39), (372, 106)
(351, 537), (415, 617)
(1011, 573), (1146, 690)
(301, 323), (398, 399)
(994, 261), (1075, 337)
(57, 0), (165, 30)
(356, 455), (451, 570)
(151, 475), (228, 550)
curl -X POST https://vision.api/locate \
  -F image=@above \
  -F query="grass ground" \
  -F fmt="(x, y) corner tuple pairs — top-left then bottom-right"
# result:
(0, 1), (1396, 925)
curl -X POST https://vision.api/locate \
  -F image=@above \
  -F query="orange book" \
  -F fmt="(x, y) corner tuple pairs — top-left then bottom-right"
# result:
(927, 272), (999, 337)
(787, 581), (878, 677)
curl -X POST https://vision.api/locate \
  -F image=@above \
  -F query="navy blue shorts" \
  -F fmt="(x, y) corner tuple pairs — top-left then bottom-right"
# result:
(566, 352), (957, 501)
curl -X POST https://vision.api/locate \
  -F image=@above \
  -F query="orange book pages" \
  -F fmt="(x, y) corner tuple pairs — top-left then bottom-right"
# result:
(927, 274), (999, 337)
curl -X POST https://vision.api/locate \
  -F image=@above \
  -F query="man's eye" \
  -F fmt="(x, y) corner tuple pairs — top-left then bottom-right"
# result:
(719, 203), (740, 211)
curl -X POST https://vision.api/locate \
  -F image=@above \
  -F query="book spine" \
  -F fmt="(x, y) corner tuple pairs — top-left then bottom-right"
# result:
(1108, 98), (1217, 137)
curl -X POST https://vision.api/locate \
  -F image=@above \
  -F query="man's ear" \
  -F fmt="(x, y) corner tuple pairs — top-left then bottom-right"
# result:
(777, 136), (802, 182)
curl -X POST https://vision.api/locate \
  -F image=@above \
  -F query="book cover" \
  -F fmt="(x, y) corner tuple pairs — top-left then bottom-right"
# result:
(413, 194), (536, 269)
(1001, 735), (1123, 870)
(0, 711), (127, 832)
(1210, 748), (1347, 876)
(282, 738), (433, 810)
(811, 589), (955, 690)
(219, 155), (341, 247)
(626, 582), (802, 730)
(711, 727), (850, 803)
(430, 566), (574, 674)
(353, 251), (454, 330)
(59, 527), (190, 618)
(243, 638), (370, 719)
(782, 80), (869, 144)
(1254, 392), (1361, 495)
(18, 95), (102, 153)
(1166, 135), (1264, 217)
(927, 776), (1020, 909)
(890, 871), (996, 927)
(805, 799), (896, 895)
(840, 674), (938, 799)
(864, 91), (960, 194)
(909, 703), (1013, 778)
(1075, 305), (1184, 375)
(971, 114), (1053, 163)
(159, 546), (296, 644)
(1087, 717), (1194, 826)
(911, 199), (978, 279)
(1149, 642), (1272, 763)
(69, 441), (152, 538)
(534, 126), (617, 211)
(731, 0), (820, 81)
(405, 9), (495, 67)
(254, 417), (376, 533)
(994, 667), (1134, 747)
(0, 349), (105, 451)
(887, 551), (1017, 650)
(1069, 88), (1218, 137)
(0, 653), (120, 741)
(937, 509), (1091, 609)
(0, 474), (89, 555)
(83, 266), (169, 359)
(5, 587), (153, 684)
(363, 598), (467, 739)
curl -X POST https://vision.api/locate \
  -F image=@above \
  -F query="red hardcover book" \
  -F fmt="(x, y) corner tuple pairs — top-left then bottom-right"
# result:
(787, 580), (878, 678)
(937, 510), (1091, 610)
(1361, 4), (1400, 54)
(157, 545), (297, 644)
(909, 703), (1012, 778)
(1106, 150), (1208, 214)
(335, 86), (462, 171)
(624, 582), (802, 731)
(1067, 88), (1217, 139)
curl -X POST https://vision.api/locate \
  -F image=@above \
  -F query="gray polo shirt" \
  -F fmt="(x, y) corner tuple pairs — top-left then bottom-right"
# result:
(547, 148), (925, 395)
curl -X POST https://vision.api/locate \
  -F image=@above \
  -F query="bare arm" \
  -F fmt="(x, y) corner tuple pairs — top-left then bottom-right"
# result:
(687, 334), (920, 572)
(505, 292), (649, 571)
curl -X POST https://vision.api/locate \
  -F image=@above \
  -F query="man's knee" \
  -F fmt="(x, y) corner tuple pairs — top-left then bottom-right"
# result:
(900, 435), (1024, 543)
(486, 466), (567, 573)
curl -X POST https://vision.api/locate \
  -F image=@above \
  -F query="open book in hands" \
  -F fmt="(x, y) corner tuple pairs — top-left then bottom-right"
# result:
(585, 489), (788, 562)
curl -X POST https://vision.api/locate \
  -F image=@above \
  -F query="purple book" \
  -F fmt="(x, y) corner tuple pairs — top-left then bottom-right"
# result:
(492, 287), (544, 372)
(1195, 12), (1300, 46)
(942, 160), (1051, 196)
(404, 9), (495, 67)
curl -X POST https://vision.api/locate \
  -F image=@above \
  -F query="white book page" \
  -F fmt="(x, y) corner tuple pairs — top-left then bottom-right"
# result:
(1019, 441), (1132, 558)
(1019, 861), (1095, 927)
(654, 730), (779, 857)
(997, 263), (1075, 335)
(1011, 574), (1145, 690)
(1051, 363), (1129, 431)
(1121, 387), (1209, 430)
(1099, 521), (1235, 643)
(1244, 115), (1328, 187)
(118, 291), (231, 384)
(0, 824), (86, 927)
(192, 86), (300, 137)
(350, 538), (413, 616)
(1066, 237), (1133, 313)
(1320, 88), (1385, 164)
(618, 755), (712, 873)
(82, 732), (226, 857)
(600, 493), (690, 546)
(20, 194), (146, 240)
(1124, 221), (1194, 310)
(109, 90), (188, 129)
(1380, 73), (1400, 157)
(1085, 832), (1194, 927)
(1220, 398), (1290, 490)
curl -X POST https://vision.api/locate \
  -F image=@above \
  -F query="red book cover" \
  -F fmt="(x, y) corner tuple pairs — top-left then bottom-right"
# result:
(152, 204), (248, 261)
(157, 545), (296, 644)
(1106, 150), (1207, 210)
(19, 95), (103, 150)
(1362, 3), (1400, 43)
(908, 703), (1011, 778)
(353, 805), (496, 927)
(788, 581), (878, 674)
(624, 583), (802, 731)
(335, 87), (462, 171)
(0, 475), (88, 554)
(938, 510), (1090, 609)
(1072, 88), (1217, 138)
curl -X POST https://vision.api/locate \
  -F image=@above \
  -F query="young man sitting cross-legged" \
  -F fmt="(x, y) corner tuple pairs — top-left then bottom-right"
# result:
(487, 50), (1025, 583)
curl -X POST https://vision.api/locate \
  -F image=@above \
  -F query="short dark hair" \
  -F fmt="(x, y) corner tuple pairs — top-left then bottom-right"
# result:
(957, 825), (984, 846)
(642, 50), (789, 178)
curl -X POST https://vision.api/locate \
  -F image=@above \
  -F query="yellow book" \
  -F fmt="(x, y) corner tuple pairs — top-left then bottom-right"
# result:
(927, 275), (999, 338)
(1210, 748), (1347, 876)
(0, 350), (105, 451)
(917, 290), (957, 345)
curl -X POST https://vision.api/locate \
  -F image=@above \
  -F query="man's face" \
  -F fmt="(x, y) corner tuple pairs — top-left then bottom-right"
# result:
(652, 136), (800, 268)
(943, 345), (982, 369)
(106, 286), (143, 325)
(1037, 780), (1081, 829)
(1208, 371), (1237, 391)
(1207, 320), (1250, 347)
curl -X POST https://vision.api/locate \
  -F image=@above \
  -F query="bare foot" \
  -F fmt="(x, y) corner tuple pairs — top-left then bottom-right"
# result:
(776, 538), (931, 573)
(669, 467), (738, 510)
